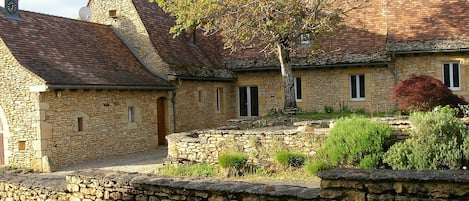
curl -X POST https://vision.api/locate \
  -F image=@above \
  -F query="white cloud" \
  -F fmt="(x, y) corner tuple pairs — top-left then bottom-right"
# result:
(1, 0), (89, 18)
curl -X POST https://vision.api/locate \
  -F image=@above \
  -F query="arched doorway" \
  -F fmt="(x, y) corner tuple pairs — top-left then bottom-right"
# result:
(157, 97), (167, 145)
(0, 106), (10, 166)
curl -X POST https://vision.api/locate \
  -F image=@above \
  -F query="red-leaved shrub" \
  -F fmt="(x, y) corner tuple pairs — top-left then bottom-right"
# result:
(390, 75), (468, 112)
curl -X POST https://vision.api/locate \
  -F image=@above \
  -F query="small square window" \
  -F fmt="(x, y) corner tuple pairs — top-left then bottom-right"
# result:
(109, 10), (117, 18)
(128, 107), (135, 123)
(300, 33), (311, 45)
(18, 141), (26, 151)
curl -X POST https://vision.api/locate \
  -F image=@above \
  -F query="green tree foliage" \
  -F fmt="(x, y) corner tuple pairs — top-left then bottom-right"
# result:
(390, 75), (468, 112)
(150, 0), (368, 112)
(383, 106), (469, 170)
(307, 117), (393, 174)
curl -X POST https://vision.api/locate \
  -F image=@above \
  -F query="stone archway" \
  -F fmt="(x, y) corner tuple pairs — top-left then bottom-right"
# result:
(0, 106), (10, 166)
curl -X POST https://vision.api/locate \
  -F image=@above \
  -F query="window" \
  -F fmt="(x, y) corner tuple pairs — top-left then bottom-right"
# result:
(216, 88), (223, 113)
(239, 86), (259, 117)
(350, 75), (365, 100)
(443, 62), (461, 90)
(77, 117), (84, 132)
(128, 106), (135, 123)
(300, 33), (311, 46)
(294, 77), (302, 101)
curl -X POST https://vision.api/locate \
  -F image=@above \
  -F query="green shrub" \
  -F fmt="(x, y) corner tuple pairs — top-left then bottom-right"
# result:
(218, 153), (248, 176)
(383, 106), (469, 170)
(307, 117), (394, 174)
(324, 106), (335, 113)
(305, 158), (332, 175)
(275, 151), (306, 168)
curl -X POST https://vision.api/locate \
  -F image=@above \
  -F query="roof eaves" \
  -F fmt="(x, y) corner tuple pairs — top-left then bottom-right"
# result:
(176, 76), (236, 82)
(387, 48), (469, 55)
(231, 62), (389, 72)
(47, 84), (175, 91)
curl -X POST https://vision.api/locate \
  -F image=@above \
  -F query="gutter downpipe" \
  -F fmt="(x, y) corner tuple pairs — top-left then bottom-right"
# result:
(172, 85), (177, 133)
(391, 52), (399, 108)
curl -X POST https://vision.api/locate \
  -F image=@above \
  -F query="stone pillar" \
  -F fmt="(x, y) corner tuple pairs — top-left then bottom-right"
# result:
(31, 102), (53, 172)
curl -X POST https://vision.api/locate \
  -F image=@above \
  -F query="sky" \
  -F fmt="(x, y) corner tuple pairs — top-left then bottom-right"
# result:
(1, 0), (89, 19)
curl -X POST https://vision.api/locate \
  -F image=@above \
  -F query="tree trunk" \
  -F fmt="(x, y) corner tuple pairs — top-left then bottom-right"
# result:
(276, 42), (297, 114)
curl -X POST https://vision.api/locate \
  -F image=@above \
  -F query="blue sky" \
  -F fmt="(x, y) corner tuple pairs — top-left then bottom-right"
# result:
(1, 0), (89, 19)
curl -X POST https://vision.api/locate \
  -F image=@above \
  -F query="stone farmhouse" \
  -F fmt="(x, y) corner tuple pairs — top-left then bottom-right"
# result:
(0, 0), (468, 172)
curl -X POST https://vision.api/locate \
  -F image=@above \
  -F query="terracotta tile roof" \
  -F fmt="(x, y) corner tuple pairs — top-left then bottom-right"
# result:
(225, 0), (469, 70)
(0, 10), (173, 89)
(132, 0), (233, 79)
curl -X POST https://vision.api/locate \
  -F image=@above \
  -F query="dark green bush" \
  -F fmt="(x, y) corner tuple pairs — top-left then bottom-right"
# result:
(306, 116), (394, 174)
(275, 151), (306, 168)
(383, 106), (469, 170)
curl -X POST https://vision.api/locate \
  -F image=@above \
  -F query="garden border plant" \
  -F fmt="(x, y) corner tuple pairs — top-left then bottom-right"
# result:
(383, 106), (469, 170)
(306, 116), (394, 174)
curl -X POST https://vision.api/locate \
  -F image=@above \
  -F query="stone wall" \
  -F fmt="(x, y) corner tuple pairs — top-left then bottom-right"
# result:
(166, 128), (328, 164)
(319, 168), (469, 200)
(2, 168), (469, 200)
(174, 80), (236, 132)
(40, 89), (169, 171)
(234, 66), (396, 114)
(0, 169), (320, 200)
(88, 0), (171, 76)
(395, 53), (469, 99)
(0, 38), (45, 170)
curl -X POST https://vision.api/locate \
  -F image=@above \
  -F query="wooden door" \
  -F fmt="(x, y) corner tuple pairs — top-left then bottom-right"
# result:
(157, 98), (167, 145)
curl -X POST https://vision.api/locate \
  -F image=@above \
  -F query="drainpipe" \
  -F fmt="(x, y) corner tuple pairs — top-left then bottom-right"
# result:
(171, 77), (182, 133)
(172, 89), (177, 133)
(390, 52), (399, 109)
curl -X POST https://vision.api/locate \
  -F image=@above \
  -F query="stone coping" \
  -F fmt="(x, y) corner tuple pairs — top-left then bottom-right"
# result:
(70, 169), (320, 199)
(319, 168), (469, 183)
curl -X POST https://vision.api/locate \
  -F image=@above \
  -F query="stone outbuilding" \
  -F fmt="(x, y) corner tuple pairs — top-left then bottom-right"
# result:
(0, 6), (173, 171)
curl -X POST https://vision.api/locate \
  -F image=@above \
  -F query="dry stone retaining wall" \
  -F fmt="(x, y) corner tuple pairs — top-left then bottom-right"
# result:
(166, 128), (328, 164)
(0, 169), (469, 200)
(319, 168), (469, 200)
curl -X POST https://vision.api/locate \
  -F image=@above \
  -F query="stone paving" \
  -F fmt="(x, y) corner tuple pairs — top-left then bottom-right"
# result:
(54, 146), (168, 175)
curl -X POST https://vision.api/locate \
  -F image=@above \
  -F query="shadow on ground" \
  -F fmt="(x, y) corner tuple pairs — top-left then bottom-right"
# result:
(54, 146), (168, 175)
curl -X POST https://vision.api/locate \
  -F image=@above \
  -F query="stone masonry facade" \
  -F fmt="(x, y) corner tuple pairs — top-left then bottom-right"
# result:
(235, 66), (396, 114)
(173, 80), (236, 132)
(0, 38), (45, 170)
(88, 0), (171, 77)
(39, 89), (170, 171)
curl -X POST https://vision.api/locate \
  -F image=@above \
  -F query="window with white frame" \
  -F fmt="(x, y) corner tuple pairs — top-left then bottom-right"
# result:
(443, 62), (461, 90)
(294, 77), (302, 101)
(300, 33), (311, 46)
(350, 74), (365, 100)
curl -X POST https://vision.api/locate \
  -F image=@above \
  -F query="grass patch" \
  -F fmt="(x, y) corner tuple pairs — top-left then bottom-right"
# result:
(289, 110), (396, 120)
(155, 163), (320, 184)
(155, 164), (219, 177)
